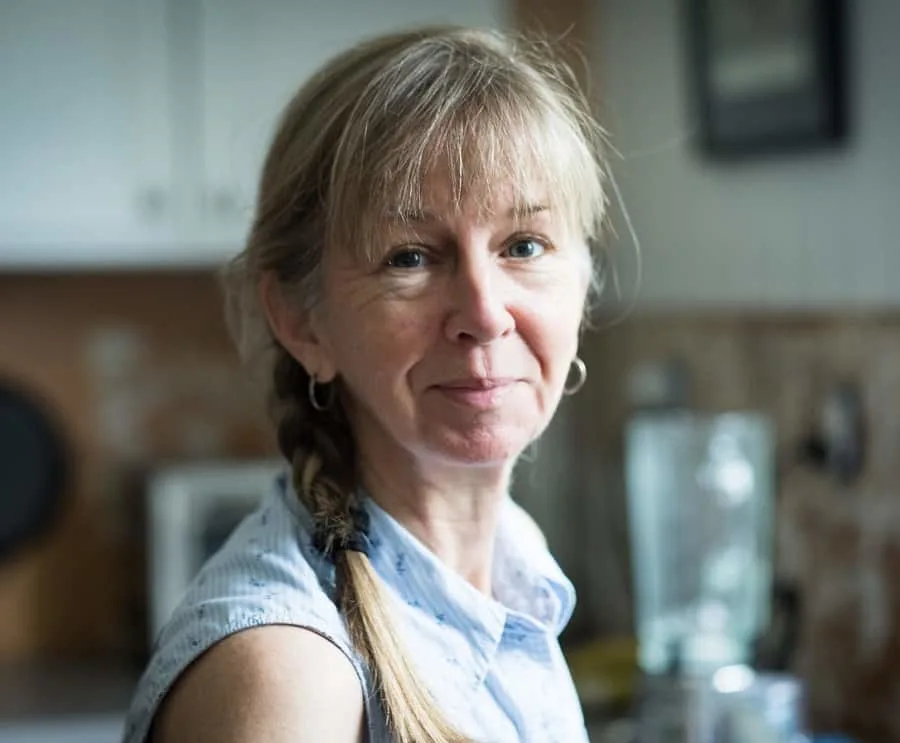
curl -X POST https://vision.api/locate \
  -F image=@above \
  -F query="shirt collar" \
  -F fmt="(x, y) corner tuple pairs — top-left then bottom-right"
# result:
(492, 497), (577, 634)
(363, 494), (576, 644)
(275, 472), (576, 639)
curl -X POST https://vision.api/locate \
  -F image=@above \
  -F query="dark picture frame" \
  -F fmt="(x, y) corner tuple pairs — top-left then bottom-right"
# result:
(685, 0), (848, 158)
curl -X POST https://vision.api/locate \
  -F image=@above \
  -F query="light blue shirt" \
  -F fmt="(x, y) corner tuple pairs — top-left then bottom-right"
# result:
(122, 473), (590, 743)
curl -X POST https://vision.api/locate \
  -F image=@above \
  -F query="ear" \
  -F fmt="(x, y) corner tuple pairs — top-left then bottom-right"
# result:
(258, 271), (337, 383)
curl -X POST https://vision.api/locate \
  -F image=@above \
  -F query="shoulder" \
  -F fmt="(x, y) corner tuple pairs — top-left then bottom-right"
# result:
(153, 486), (350, 656)
(178, 481), (343, 631)
(151, 625), (365, 743)
(125, 484), (367, 742)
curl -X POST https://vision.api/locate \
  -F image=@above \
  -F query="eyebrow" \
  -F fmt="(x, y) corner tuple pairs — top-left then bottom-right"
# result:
(386, 204), (550, 223)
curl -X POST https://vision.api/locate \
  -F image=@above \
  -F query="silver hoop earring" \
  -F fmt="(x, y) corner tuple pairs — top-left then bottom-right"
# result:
(308, 374), (334, 412)
(564, 356), (587, 396)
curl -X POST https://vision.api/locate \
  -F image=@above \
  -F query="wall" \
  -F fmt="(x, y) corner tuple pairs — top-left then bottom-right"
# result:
(596, 0), (900, 308)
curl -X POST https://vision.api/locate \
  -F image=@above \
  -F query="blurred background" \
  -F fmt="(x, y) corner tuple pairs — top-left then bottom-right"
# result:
(0, 0), (895, 741)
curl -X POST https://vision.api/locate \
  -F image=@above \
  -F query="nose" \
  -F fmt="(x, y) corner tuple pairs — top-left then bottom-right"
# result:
(443, 255), (515, 344)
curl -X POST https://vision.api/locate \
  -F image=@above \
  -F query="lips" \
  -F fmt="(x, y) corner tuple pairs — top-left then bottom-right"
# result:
(437, 377), (518, 390)
(431, 377), (519, 409)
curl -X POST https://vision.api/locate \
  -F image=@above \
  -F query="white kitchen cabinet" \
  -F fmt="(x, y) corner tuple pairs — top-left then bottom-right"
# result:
(194, 0), (510, 251)
(0, 0), (199, 268)
(0, 0), (509, 270)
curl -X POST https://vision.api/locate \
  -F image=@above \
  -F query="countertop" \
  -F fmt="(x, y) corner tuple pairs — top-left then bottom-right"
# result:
(0, 663), (139, 743)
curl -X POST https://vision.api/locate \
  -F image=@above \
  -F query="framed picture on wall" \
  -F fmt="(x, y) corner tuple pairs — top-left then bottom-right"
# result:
(685, 0), (848, 158)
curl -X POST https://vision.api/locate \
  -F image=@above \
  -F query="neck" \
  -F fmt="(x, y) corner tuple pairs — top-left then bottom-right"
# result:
(358, 442), (513, 595)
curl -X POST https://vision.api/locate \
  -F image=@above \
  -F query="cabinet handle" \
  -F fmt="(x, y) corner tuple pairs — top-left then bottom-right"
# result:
(209, 188), (239, 217)
(137, 187), (167, 221)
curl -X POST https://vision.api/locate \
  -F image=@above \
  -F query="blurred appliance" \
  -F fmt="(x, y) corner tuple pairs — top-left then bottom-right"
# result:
(145, 459), (285, 645)
(625, 411), (775, 677)
(0, 377), (67, 558)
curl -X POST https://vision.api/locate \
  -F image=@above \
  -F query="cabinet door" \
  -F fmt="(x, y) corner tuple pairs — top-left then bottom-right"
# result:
(0, 0), (182, 268)
(195, 0), (509, 254)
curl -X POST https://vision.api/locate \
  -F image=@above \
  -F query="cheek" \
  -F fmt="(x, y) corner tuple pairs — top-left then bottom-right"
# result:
(329, 302), (434, 388)
(517, 303), (582, 386)
(520, 275), (586, 357)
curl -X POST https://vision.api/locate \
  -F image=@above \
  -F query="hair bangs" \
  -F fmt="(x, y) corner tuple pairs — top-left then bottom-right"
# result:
(326, 39), (608, 265)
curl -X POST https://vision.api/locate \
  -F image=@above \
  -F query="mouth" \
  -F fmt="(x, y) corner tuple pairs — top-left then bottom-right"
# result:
(431, 377), (520, 409)
(437, 377), (518, 391)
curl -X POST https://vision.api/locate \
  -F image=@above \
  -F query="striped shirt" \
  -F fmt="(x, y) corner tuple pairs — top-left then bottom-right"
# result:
(122, 473), (590, 743)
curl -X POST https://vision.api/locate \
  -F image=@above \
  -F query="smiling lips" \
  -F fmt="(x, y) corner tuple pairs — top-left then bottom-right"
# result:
(432, 377), (519, 409)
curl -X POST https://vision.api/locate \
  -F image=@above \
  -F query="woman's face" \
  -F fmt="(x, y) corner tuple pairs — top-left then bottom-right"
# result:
(302, 173), (590, 470)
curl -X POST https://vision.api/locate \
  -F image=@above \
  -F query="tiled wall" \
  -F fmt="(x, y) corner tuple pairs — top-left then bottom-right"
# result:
(0, 273), (273, 661)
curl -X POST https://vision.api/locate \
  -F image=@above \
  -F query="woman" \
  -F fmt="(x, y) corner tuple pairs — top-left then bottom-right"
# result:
(123, 25), (608, 743)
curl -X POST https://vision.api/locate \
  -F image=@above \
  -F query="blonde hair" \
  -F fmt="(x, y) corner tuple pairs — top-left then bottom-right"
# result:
(222, 26), (608, 743)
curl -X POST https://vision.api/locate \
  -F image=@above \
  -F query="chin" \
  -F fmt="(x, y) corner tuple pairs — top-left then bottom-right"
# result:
(424, 424), (534, 468)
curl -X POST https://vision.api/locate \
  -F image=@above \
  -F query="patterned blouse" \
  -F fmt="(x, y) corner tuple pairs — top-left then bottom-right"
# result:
(122, 472), (590, 743)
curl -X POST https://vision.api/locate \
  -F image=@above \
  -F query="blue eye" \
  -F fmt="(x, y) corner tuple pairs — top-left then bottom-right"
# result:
(386, 248), (427, 269)
(506, 239), (545, 259)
